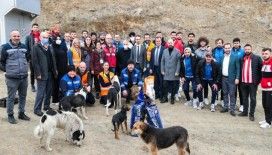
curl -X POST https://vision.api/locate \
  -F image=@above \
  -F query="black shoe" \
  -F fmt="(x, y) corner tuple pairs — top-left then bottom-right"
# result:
(43, 107), (52, 111)
(8, 115), (17, 124)
(170, 99), (175, 104)
(220, 108), (228, 113)
(249, 115), (255, 121)
(31, 85), (36, 92)
(160, 98), (168, 103)
(230, 111), (236, 116)
(34, 111), (44, 117)
(18, 112), (30, 121)
(95, 93), (100, 99)
(238, 112), (248, 117)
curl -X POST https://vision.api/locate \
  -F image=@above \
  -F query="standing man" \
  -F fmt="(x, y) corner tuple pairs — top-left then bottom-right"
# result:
(231, 38), (245, 112)
(32, 31), (58, 116)
(130, 35), (146, 73)
(103, 34), (117, 73)
(160, 39), (181, 104)
(238, 44), (262, 121)
(220, 43), (240, 116)
(0, 30), (30, 124)
(259, 48), (272, 128)
(185, 33), (197, 54)
(150, 37), (165, 100)
(25, 23), (40, 92)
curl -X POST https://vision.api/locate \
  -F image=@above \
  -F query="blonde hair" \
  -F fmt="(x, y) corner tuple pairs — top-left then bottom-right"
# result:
(184, 47), (192, 53)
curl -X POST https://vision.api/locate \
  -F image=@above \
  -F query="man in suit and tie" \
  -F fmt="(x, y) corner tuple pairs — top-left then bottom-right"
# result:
(150, 37), (165, 100)
(130, 35), (146, 74)
(220, 43), (240, 116)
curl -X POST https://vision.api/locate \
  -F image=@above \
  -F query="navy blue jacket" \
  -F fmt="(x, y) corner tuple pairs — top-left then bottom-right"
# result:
(150, 45), (165, 71)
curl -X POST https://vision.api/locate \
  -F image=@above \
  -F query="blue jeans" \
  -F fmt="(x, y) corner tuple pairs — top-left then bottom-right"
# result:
(34, 72), (53, 112)
(222, 77), (237, 111)
(182, 77), (197, 101)
(5, 77), (28, 115)
(198, 80), (217, 104)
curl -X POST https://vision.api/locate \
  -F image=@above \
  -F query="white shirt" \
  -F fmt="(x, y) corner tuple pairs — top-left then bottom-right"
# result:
(222, 54), (230, 76)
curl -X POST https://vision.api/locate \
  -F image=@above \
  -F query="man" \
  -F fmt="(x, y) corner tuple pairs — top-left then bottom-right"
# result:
(175, 32), (185, 55)
(116, 40), (131, 76)
(120, 60), (143, 103)
(70, 30), (77, 42)
(238, 44), (262, 121)
(220, 43), (240, 116)
(150, 37), (165, 100)
(25, 23), (40, 92)
(160, 39), (181, 104)
(32, 31), (58, 116)
(80, 30), (88, 47)
(130, 35), (146, 73)
(143, 33), (155, 77)
(0, 30), (30, 124)
(185, 33), (197, 54)
(64, 32), (71, 50)
(259, 48), (272, 128)
(99, 32), (107, 48)
(155, 31), (166, 47)
(103, 34), (117, 73)
(170, 31), (177, 41)
(128, 32), (136, 46)
(231, 38), (245, 112)
(113, 34), (124, 53)
(195, 52), (220, 111)
(60, 65), (81, 97)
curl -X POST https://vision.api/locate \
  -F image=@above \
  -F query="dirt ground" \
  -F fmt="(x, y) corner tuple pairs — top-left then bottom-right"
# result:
(0, 72), (271, 155)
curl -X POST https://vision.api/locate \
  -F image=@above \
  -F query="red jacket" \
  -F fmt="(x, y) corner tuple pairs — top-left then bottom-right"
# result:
(90, 49), (104, 75)
(261, 57), (272, 90)
(103, 45), (116, 68)
(174, 39), (184, 55)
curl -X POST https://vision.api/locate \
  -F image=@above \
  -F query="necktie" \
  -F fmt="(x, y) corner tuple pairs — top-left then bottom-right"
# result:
(136, 45), (140, 63)
(156, 47), (159, 65)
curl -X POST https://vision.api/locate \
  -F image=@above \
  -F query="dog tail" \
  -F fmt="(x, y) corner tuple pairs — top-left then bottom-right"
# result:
(34, 125), (43, 139)
(186, 142), (190, 154)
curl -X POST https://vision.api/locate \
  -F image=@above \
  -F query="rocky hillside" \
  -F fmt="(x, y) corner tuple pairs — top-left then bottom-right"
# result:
(36, 0), (272, 51)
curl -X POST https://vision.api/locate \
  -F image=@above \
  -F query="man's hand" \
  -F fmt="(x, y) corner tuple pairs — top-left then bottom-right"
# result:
(86, 86), (91, 93)
(235, 79), (239, 85)
(138, 86), (141, 91)
(149, 69), (153, 74)
(212, 84), (218, 91)
(122, 90), (128, 97)
(175, 73), (179, 76)
(181, 77), (185, 83)
(161, 72), (165, 75)
(37, 75), (41, 80)
(91, 71), (94, 74)
(143, 68), (146, 72)
(197, 84), (202, 91)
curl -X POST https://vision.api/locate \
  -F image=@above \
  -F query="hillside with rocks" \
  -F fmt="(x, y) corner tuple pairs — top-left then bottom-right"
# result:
(36, 0), (272, 50)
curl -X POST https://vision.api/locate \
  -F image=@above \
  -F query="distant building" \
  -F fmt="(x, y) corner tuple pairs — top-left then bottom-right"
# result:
(0, 0), (40, 45)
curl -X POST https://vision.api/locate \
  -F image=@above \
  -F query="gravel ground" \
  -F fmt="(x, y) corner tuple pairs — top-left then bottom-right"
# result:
(0, 72), (271, 155)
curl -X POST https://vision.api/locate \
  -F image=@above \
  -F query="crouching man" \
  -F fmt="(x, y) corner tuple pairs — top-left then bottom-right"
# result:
(120, 60), (143, 104)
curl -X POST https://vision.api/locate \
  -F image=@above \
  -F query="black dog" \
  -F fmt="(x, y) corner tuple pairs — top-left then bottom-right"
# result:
(106, 81), (121, 116)
(59, 94), (88, 119)
(111, 105), (130, 139)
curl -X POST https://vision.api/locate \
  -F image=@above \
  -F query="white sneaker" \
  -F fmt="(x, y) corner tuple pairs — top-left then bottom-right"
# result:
(239, 105), (244, 112)
(221, 100), (224, 108)
(204, 98), (209, 105)
(259, 120), (267, 125)
(211, 104), (215, 112)
(197, 102), (204, 110)
(214, 100), (218, 106)
(184, 100), (192, 106)
(192, 99), (198, 108)
(175, 94), (180, 101)
(260, 122), (271, 129)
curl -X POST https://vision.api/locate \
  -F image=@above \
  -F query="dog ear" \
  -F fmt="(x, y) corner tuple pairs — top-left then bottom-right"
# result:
(139, 121), (147, 130)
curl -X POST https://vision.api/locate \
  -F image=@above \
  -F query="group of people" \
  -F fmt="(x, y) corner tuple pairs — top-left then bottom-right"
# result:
(0, 23), (271, 130)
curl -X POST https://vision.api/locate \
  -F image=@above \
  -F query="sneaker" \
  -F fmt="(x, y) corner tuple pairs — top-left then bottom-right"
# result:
(238, 112), (248, 117)
(214, 100), (218, 106)
(175, 94), (179, 102)
(8, 115), (17, 124)
(221, 100), (224, 108)
(197, 102), (204, 110)
(230, 111), (236, 116)
(160, 98), (168, 103)
(259, 120), (267, 125)
(170, 99), (175, 105)
(249, 115), (255, 121)
(185, 100), (192, 106)
(192, 99), (198, 108)
(211, 104), (215, 112)
(204, 98), (209, 105)
(31, 85), (36, 92)
(239, 105), (244, 112)
(34, 111), (44, 117)
(18, 112), (30, 121)
(220, 108), (228, 113)
(260, 122), (271, 129)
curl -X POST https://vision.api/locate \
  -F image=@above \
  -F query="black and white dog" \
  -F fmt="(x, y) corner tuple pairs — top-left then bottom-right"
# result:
(105, 75), (122, 116)
(34, 109), (85, 151)
(59, 89), (88, 120)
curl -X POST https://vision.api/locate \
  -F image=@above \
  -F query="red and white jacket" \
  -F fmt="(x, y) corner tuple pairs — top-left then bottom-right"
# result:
(261, 57), (272, 91)
(103, 44), (116, 68)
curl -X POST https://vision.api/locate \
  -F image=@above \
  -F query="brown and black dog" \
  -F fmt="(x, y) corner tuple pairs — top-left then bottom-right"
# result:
(130, 85), (140, 100)
(132, 121), (190, 155)
(111, 105), (130, 139)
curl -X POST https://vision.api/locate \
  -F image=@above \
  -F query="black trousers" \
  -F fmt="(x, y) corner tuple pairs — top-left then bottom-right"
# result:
(236, 83), (243, 106)
(153, 66), (163, 99)
(29, 61), (35, 86)
(162, 80), (179, 100)
(93, 74), (100, 93)
(240, 83), (258, 116)
(262, 91), (272, 125)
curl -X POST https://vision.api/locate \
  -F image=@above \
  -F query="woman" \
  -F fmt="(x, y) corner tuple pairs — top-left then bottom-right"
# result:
(84, 36), (93, 71)
(90, 42), (105, 99)
(98, 62), (114, 105)
(67, 38), (83, 69)
(50, 24), (68, 103)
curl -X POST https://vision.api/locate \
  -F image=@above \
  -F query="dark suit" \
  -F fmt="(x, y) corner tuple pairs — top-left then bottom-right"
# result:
(25, 34), (36, 86)
(32, 44), (57, 113)
(130, 44), (146, 71)
(150, 45), (164, 99)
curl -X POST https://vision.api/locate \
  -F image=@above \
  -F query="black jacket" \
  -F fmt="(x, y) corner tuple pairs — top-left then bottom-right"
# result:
(32, 44), (58, 80)
(240, 54), (262, 84)
(180, 55), (197, 78)
(195, 59), (221, 85)
(150, 45), (165, 71)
